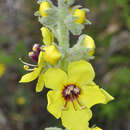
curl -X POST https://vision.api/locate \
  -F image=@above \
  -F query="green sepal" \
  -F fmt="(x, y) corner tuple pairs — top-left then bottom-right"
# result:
(37, 0), (52, 4)
(34, 11), (40, 16)
(76, 34), (86, 46)
(38, 8), (58, 26)
(68, 46), (94, 62)
(71, 5), (82, 13)
(64, 15), (84, 35)
(84, 19), (92, 25)
(65, 0), (75, 6)
(82, 8), (90, 13)
(37, 0), (43, 4)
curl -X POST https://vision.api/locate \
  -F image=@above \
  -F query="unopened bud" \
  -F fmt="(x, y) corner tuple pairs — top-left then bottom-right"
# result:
(73, 9), (86, 24)
(83, 35), (95, 55)
(42, 45), (61, 64)
(39, 1), (51, 17)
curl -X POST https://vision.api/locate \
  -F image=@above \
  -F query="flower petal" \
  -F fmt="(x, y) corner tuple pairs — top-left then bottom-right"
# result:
(38, 51), (44, 67)
(79, 85), (108, 108)
(19, 68), (41, 83)
(47, 90), (64, 119)
(41, 27), (54, 45)
(36, 73), (44, 92)
(68, 60), (95, 86)
(100, 88), (114, 103)
(42, 45), (61, 65)
(61, 107), (92, 130)
(44, 68), (68, 90)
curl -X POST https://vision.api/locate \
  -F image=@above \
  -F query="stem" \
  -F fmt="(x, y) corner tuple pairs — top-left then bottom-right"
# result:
(57, 0), (69, 71)
(58, 22), (69, 50)
(57, 0), (69, 50)
(58, 0), (64, 7)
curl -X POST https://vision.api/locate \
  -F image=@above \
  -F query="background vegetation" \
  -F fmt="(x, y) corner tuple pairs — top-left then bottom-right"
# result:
(0, 0), (130, 130)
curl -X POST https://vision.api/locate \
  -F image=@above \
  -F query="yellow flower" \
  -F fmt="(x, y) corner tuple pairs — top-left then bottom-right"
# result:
(83, 35), (95, 55)
(39, 1), (51, 17)
(16, 97), (26, 105)
(41, 27), (54, 46)
(42, 45), (61, 65)
(73, 9), (86, 24)
(44, 60), (114, 130)
(19, 51), (45, 92)
(0, 64), (5, 77)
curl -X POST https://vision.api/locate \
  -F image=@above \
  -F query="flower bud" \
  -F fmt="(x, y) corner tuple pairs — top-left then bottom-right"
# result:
(41, 27), (54, 46)
(39, 1), (51, 17)
(83, 35), (95, 55)
(73, 9), (86, 24)
(42, 45), (61, 64)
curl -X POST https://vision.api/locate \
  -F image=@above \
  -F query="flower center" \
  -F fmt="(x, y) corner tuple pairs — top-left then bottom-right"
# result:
(62, 84), (80, 100)
(62, 84), (85, 110)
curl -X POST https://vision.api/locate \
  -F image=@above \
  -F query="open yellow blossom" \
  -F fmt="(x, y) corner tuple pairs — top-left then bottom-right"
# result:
(44, 60), (114, 130)
(0, 64), (5, 77)
(19, 51), (45, 92)
(83, 35), (95, 56)
(73, 9), (86, 24)
(42, 45), (61, 65)
(39, 1), (51, 17)
(41, 27), (54, 46)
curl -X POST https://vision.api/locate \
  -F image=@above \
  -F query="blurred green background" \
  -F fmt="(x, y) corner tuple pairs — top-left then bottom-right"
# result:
(0, 0), (130, 130)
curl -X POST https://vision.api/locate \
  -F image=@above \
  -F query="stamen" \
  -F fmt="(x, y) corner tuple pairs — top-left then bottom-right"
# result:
(62, 84), (82, 111)
(70, 94), (76, 110)
(28, 51), (34, 57)
(32, 44), (41, 52)
(65, 89), (71, 95)
(24, 65), (29, 70)
(32, 44), (38, 51)
(19, 58), (38, 67)
(74, 87), (80, 94)
(75, 97), (86, 110)
(69, 85), (74, 91)
(62, 100), (68, 110)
